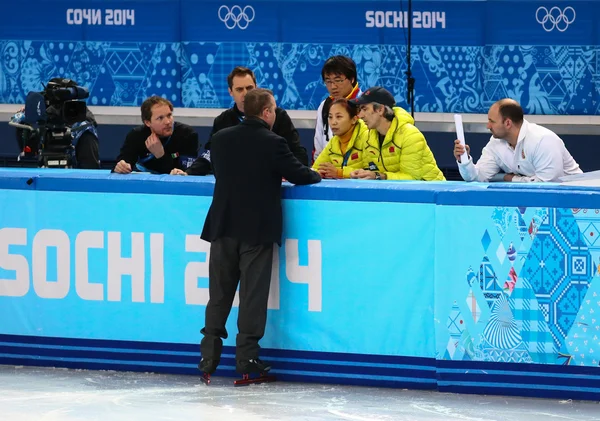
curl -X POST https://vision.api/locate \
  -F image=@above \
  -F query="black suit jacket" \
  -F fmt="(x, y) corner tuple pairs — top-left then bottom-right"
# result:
(201, 118), (321, 246)
(187, 104), (308, 175)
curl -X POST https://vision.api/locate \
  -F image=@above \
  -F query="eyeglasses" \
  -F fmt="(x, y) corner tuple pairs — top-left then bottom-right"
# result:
(324, 78), (348, 86)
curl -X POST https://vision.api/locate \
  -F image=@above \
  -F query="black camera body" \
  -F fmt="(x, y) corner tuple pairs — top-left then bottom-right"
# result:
(10, 78), (97, 168)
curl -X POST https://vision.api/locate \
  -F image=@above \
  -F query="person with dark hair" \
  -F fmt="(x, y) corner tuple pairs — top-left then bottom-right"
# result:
(198, 88), (321, 384)
(350, 87), (444, 181)
(313, 55), (362, 162)
(454, 98), (582, 182)
(176, 66), (307, 176)
(312, 98), (368, 178)
(113, 96), (198, 174)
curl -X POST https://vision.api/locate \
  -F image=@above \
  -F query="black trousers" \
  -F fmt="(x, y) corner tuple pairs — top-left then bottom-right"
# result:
(200, 237), (274, 361)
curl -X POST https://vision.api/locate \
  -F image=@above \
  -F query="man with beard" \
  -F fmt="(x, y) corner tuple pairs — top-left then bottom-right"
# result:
(453, 98), (581, 182)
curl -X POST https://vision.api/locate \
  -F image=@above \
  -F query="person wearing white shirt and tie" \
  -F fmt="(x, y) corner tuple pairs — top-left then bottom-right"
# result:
(453, 98), (582, 182)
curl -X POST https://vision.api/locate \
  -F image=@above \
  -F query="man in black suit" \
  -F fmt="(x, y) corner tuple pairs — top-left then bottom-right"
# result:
(199, 88), (321, 378)
(171, 66), (308, 176)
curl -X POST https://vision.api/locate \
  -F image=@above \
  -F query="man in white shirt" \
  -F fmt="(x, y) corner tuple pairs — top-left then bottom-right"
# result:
(454, 99), (582, 182)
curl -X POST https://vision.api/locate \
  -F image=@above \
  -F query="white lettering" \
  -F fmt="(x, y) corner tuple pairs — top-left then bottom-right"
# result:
(366, 11), (374, 27)
(386, 11), (403, 28)
(126, 9), (135, 25)
(113, 9), (123, 25)
(107, 232), (145, 302)
(105, 9), (135, 26)
(185, 240), (280, 309)
(32, 229), (70, 299)
(0, 228), (29, 297)
(422, 11), (432, 28)
(75, 231), (104, 301)
(365, 10), (445, 29)
(184, 235), (210, 305)
(375, 11), (385, 28)
(73, 9), (83, 25)
(435, 11), (446, 29)
(82, 9), (91, 24)
(105, 9), (113, 25)
(67, 9), (134, 26)
(285, 239), (322, 312)
(150, 233), (164, 304)
(267, 247), (280, 310)
(91, 9), (101, 25)
(414, 11), (422, 28)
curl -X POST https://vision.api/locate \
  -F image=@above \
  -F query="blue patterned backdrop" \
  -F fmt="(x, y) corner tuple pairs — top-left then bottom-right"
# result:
(0, 0), (598, 114)
(438, 205), (600, 367)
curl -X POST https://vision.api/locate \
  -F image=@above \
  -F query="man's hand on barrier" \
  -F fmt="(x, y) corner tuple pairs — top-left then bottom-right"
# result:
(318, 162), (338, 179)
(114, 160), (132, 174)
(145, 133), (165, 159)
(454, 139), (470, 163)
(170, 168), (188, 176)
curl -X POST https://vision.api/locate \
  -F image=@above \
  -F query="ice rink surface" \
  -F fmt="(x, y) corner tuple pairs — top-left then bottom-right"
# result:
(1, 365), (598, 421)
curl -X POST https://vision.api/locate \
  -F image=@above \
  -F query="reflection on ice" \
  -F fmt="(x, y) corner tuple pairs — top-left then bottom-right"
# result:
(0, 365), (598, 421)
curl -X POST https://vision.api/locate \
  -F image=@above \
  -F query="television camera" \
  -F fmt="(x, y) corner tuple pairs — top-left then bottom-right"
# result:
(9, 78), (99, 168)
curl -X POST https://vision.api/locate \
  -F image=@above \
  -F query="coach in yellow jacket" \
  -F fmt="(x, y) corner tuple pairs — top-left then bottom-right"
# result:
(349, 87), (444, 181)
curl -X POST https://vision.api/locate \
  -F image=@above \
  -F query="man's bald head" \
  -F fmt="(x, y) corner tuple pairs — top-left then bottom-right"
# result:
(492, 98), (524, 126)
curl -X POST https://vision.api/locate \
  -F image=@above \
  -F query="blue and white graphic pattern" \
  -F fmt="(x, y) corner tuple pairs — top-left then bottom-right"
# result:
(445, 207), (600, 367)
(2, 41), (600, 114)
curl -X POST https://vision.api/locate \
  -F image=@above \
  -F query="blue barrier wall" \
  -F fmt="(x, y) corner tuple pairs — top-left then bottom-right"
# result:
(2, 169), (600, 399)
(0, 0), (598, 114)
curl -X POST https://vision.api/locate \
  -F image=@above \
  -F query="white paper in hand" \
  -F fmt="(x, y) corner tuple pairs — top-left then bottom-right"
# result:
(454, 114), (469, 164)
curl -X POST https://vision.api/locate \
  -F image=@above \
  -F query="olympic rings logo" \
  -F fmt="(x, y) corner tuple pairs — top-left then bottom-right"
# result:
(218, 5), (255, 30)
(535, 6), (576, 32)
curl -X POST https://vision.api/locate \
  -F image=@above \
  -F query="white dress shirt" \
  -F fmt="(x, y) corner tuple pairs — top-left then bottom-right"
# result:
(458, 120), (582, 182)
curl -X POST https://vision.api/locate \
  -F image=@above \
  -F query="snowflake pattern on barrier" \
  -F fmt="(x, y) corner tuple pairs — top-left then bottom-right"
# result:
(446, 207), (600, 367)
(2, 41), (600, 114)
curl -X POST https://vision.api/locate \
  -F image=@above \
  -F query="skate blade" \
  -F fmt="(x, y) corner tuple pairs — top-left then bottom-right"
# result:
(233, 373), (276, 387)
(201, 373), (211, 385)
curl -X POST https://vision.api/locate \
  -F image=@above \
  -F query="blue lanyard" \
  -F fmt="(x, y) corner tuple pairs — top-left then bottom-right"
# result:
(136, 135), (172, 173)
(341, 149), (353, 167)
(138, 135), (172, 164)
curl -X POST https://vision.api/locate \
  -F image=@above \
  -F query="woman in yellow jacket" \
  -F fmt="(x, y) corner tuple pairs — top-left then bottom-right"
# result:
(350, 87), (445, 181)
(312, 98), (369, 179)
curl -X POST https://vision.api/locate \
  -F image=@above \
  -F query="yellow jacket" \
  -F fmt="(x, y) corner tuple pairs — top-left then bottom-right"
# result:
(312, 119), (369, 178)
(363, 107), (445, 181)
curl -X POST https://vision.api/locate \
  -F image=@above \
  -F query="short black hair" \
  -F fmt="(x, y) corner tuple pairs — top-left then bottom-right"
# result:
(330, 98), (358, 119)
(227, 66), (257, 89)
(496, 99), (524, 125)
(321, 56), (357, 84)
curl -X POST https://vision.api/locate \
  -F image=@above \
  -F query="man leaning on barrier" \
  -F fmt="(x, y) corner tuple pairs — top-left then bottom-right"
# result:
(453, 99), (582, 182)
(113, 96), (199, 174)
(349, 87), (445, 181)
(172, 66), (307, 176)
(198, 88), (321, 384)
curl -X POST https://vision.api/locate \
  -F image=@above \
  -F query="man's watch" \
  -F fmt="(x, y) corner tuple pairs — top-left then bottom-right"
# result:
(374, 171), (382, 180)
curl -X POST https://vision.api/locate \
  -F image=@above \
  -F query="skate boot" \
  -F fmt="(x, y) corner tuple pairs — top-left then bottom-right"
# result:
(198, 358), (219, 385)
(234, 358), (276, 386)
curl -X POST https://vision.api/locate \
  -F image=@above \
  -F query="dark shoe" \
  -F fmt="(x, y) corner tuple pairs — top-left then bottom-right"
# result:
(198, 358), (219, 374)
(236, 358), (271, 374)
